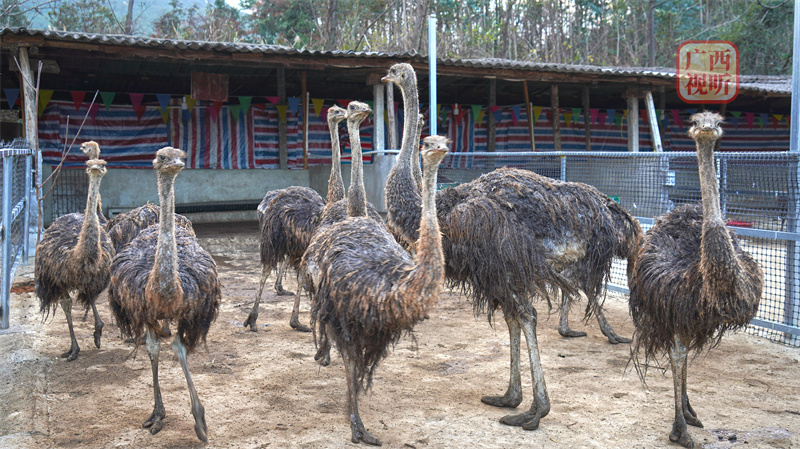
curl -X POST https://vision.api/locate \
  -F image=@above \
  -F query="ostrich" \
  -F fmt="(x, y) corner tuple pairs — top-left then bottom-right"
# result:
(301, 99), (449, 445)
(104, 203), (194, 253)
(243, 105), (348, 332)
(109, 147), (220, 442)
(382, 62), (641, 431)
(628, 112), (763, 448)
(34, 158), (113, 361)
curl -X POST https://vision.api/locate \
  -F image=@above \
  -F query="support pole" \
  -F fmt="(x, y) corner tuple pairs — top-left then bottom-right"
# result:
(487, 78), (497, 168)
(2, 157), (11, 329)
(429, 15), (437, 136)
(551, 84), (561, 152)
(18, 47), (40, 243)
(373, 83), (385, 155)
(277, 68), (288, 170)
(784, 0), (800, 344)
(523, 81), (536, 152)
(582, 86), (591, 151)
(301, 71), (309, 169)
(644, 91), (663, 152)
(627, 94), (639, 152)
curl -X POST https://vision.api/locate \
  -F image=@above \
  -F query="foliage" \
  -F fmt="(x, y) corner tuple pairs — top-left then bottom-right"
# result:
(47, 0), (118, 33)
(152, 0), (244, 42)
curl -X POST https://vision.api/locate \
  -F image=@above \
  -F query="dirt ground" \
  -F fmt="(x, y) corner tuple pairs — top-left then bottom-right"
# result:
(1, 221), (799, 449)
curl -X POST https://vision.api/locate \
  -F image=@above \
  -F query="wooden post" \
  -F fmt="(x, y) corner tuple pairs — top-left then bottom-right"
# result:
(18, 46), (42, 242)
(551, 84), (561, 152)
(523, 80), (536, 151)
(582, 86), (591, 152)
(626, 93), (639, 152)
(386, 83), (397, 150)
(488, 78), (497, 168)
(301, 71), (309, 169)
(644, 91), (663, 152)
(277, 67), (288, 169)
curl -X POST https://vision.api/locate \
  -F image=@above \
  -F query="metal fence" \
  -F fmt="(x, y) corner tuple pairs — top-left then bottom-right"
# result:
(440, 151), (800, 347)
(0, 138), (35, 329)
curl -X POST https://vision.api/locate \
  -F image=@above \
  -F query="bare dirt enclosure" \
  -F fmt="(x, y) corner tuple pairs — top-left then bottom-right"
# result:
(1, 222), (798, 449)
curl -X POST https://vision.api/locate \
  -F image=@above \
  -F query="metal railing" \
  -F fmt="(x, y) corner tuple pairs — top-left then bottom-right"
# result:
(440, 151), (800, 347)
(0, 138), (35, 329)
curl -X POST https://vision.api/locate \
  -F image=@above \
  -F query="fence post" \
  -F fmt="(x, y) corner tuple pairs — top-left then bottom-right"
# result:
(22, 153), (32, 261)
(2, 156), (12, 329)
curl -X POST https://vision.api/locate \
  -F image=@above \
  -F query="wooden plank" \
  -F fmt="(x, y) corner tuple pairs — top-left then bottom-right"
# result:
(487, 79), (497, 168)
(523, 80), (536, 151)
(627, 95), (639, 152)
(0, 35), (44, 46)
(551, 84), (561, 152)
(644, 91), (663, 152)
(582, 86), (591, 151)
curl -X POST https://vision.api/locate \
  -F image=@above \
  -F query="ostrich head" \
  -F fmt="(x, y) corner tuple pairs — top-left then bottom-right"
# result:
(85, 158), (107, 178)
(381, 63), (417, 90)
(327, 105), (347, 125)
(80, 141), (101, 160)
(420, 135), (450, 165)
(346, 101), (372, 122)
(688, 112), (724, 146)
(153, 147), (186, 175)
(418, 113), (425, 129)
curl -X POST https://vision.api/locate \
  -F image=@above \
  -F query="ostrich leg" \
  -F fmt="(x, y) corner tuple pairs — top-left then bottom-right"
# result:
(481, 311), (523, 408)
(143, 329), (166, 435)
(341, 348), (381, 446)
(314, 325), (331, 366)
(59, 298), (80, 361)
(499, 301), (550, 431)
(668, 335), (695, 448)
(244, 264), (271, 331)
(172, 337), (208, 442)
(558, 294), (587, 338)
(274, 259), (294, 296)
(80, 293), (104, 349)
(289, 273), (311, 332)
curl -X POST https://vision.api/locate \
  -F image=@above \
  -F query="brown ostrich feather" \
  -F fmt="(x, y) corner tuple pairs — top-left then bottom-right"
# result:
(105, 203), (194, 253)
(258, 186), (326, 270)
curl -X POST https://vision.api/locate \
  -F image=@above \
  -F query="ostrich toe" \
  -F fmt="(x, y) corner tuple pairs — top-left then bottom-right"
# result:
(142, 410), (165, 435)
(603, 330), (632, 344)
(243, 312), (259, 332)
(669, 424), (694, 448)
(499, 409), (544, 430)
(61, 345), (80, 361)
(481, 391), (523, 408)
(192, 402), (208, 442)
(351, 424), (381, 446)
(314, 346), (331, 366)
(558, 327), (588, 338)
(289, 318), (312, 333)
(275, 287), (294, 296)
(684, 399), (702, 427)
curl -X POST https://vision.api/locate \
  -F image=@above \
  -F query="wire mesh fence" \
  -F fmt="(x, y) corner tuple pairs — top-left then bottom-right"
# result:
(1, 138), (35, 329)
(440, 151), (800, 347)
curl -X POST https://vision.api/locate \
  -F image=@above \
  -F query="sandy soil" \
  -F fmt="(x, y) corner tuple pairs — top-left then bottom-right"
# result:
(1, 222), (798, 449)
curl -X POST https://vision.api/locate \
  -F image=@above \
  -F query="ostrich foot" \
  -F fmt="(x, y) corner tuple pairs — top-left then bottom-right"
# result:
(351, 423), (381, 446)
(243, 312), (259, 332)
(602, 329), (632, 345)
(289, 318), (312, 333)
(275, 287), (294, 296)
(684, 401), (702, 428)
(314, 346), (331, 366)
(499, 408), (547, 431)
(142, 410), (166, 435)
(481, 391), (522, 408)
(669, 424), (694, 448)
(558, 327), (587, 338)
(93, 322), (104, 349)
(61, 345), (80, 362)
(192, 402), (208, 442)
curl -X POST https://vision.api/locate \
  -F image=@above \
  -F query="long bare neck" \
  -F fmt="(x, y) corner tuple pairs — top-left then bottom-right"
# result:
(397, 83), (420, 169)
(697, 139), (722, 223)
(327, 120), (345, 203)
(74, 173), (103, 259)
(409, 155), (445, 309)
(347, 118), (367, 218)
(150, 171), (182, 300)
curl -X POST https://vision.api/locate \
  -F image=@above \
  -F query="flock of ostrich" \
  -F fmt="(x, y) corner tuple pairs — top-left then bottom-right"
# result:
(32, 63), (764, 448)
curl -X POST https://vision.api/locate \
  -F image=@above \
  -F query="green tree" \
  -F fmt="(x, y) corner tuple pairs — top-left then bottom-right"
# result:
(47, 0), (117, 33)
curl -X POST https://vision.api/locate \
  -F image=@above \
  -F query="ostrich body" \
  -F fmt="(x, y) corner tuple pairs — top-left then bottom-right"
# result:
(302, 100), (448, 445)
(628, 112), (763, 448)
(109, 147), (221, 442)
(243, 105), (348, 332)
(35, 157), (113, 361)
(382, 62), (641, 431)
(104, 203), (194, 253)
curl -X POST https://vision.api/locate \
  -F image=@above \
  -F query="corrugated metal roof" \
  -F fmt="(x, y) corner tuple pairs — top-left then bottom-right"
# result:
(1, 28), (790, 95)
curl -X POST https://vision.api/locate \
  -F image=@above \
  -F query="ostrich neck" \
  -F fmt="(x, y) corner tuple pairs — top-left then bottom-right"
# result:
(151, 171), (181, 299)
(410, 156), (445, 306)
(74, 173), (103, 259)
(696, 139), (723, 223)
(397, 83), (420, 168)
(327, 120), (345, 203)
(347, 118), (367, 218)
